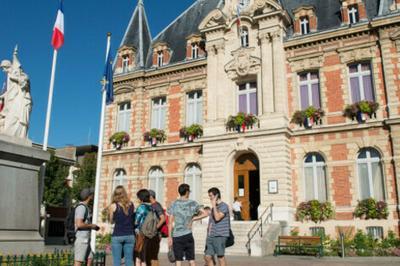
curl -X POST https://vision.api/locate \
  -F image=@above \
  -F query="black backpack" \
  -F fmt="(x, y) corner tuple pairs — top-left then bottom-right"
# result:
(65, 203), (88, 243)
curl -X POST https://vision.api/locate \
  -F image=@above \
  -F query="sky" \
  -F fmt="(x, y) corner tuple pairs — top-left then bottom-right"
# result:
(0, 0), (195, 148)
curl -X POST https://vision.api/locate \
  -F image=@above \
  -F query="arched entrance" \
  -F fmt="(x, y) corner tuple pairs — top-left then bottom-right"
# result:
(234, 153), (260, 220)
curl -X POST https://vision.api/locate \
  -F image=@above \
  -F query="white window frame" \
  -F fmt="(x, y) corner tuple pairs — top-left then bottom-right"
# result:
(186, 91), (203, 126)
(184, 164), (202, 203)
(237, 82), (257, 115)
(348, 5), (359, 24)
(157, 51), (164, 67)
(151, 97), (167, 130)
(348, 62), (373, 103)
(240, 28), (249, 48)
(122, 56), (129, 73)
(117, 102), (131, 132)
(300, 17), (309, 35)
(298, 72), (320, 109)
(357, 149), (384, 200)
(303, 154), (327, 201)
(191, 44), (199, 59)
(113, 169), (127, 191)
(149, 167), (164, 204)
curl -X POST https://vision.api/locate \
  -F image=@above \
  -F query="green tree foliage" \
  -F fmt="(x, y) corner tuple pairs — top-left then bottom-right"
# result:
(43, 152), (70, 207)
(72, 152), (97, 201)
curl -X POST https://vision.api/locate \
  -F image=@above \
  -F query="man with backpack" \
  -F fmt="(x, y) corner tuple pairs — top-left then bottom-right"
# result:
(74, 188), (100, 266)
(168, 184), (208, 266)
(148, 189), (166, 266)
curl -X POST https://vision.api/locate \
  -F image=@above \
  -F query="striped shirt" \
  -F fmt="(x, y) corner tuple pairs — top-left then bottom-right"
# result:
(208, 202), (230, 237)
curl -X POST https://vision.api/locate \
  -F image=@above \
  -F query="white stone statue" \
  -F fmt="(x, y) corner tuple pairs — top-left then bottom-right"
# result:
(0, 46), (32, 139)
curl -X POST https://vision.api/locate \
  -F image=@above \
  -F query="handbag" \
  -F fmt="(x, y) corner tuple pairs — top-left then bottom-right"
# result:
(167, 247), (176, 263)
(225, 229), (235, 248)
(134, 232), (145, 253)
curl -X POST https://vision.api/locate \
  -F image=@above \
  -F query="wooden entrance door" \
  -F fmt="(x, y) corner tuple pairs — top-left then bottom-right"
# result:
(234, 154), (258, 221)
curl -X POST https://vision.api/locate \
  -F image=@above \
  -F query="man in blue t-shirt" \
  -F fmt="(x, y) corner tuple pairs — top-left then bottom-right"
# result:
(205, 187), (231, 266)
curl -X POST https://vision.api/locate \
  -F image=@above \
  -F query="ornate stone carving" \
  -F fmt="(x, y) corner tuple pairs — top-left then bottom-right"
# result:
(249, 0), (280, 14)
(199, 9), (226, 31)
(288, 53), (324, 72)
(338, 45), (375, 64)
(0, 46), (32, 139)
(225, 48), (261, 79)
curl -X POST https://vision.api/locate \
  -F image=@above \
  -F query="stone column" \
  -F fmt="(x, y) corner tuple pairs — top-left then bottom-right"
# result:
(271, 29), (288, 115)
(259, 31), (274, 114)
(215, 42), (226, 120)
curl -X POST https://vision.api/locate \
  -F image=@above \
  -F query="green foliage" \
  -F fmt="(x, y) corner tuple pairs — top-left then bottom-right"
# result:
(43, 152), (70, 207)
(109, 131), (130, 149)
(296, 200), (335, 223)
(226, 112), (259, 130)
(143, 128), (167, 142)
(290, 107), (325, 126)
(71, 153), (97, 201)
(343, 101), (379, 119)
(180, 124), (203, 139)
(97, 233), (112, 253)
(354, 198), (389, 220)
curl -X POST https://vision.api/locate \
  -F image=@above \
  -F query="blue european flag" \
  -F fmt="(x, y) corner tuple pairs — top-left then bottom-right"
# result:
(103, 48), (114, 105)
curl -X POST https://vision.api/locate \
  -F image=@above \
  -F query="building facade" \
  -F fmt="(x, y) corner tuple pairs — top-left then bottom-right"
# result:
(98, 0), (400, 239)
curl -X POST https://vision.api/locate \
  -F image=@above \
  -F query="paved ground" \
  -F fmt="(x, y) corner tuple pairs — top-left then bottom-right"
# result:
(105, 254), (400, 266)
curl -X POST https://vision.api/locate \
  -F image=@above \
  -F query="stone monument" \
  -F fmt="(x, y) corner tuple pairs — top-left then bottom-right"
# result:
(0, 47), (50, 254)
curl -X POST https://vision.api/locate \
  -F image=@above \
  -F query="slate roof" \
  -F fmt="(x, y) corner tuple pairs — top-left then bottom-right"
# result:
(144, 0), (222, 68)
(120, 0), (152, 69)
(120, 0), (395, 71)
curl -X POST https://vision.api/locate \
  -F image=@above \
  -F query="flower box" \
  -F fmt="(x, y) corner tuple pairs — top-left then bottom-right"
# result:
(109, 132), (130, 150)
(226, 113), (259, 133)
(354, 198), (388, 220)
(296, 200), (334, 223)
(291, 107), (324, 129)
(180, 124), (203, 142)
(143, 129), (166, 147)
(343, 101), (379, 123)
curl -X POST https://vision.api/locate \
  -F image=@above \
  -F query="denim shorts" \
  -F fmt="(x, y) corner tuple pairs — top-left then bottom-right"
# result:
(205, 236), (228, 257)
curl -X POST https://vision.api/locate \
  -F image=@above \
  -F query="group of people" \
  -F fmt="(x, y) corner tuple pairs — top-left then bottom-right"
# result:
(73, 184), (233, 266)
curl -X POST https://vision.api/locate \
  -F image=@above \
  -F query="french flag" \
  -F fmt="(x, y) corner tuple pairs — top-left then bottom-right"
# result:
(51, 0), (64, 50)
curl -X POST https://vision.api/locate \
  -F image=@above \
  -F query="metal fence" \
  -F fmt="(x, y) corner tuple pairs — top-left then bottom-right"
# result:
(0, 251), (106, 266)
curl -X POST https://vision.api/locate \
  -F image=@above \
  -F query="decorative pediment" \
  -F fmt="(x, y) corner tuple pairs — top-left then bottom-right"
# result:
(225, 48), (261, 79)
(337, 44), (375, 64)
(199, 9), (227, 31)
(114, 84), (135, 94)
(288, 53), (323, 72)
(250, 0), (281, 14)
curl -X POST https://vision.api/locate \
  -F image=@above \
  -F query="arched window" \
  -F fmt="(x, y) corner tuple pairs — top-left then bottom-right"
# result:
(149, 167), (165, 204)
(113, 169), (127, 191)
(184, 164), (202, 203)
(357, 148), (385, 200)
(304, 153), (327, 201)
(240, 27), (249, 48)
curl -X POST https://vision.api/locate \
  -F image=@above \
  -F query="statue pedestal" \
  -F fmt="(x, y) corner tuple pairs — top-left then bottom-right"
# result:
(0, 134), (50, 254)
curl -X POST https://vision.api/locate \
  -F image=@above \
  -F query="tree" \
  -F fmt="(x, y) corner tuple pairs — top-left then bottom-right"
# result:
(72, 152), (97, 201)
(43, 152), (70, 207)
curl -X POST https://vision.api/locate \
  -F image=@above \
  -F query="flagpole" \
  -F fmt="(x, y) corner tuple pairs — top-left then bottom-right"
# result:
(43, 49), (58, 151)
(91, 32), (111, 252)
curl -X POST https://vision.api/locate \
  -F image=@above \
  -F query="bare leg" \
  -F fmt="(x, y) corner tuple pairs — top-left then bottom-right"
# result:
(189, 260), (196, 266)
(136, 258), (142, 266)
(205, 256), (214, 266)
(74, 262), (82, 266)
(86, 259), (93, 266)
(217, 256), (226, 266)
(175, 261), (182, 266)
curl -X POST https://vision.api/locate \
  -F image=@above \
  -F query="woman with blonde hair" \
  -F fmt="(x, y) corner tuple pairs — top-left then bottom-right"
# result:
(108, 185), (135, 266)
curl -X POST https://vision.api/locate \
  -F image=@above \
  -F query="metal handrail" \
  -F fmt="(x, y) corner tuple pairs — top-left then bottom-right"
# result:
(245, 203), (274, 256)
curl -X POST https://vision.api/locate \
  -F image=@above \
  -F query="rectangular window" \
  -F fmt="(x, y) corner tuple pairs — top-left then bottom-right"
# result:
(151, 97), (167, 129)
(310, 227), (325, 237)
(122, 56), (129, 73)
(238, 82), (257, 115)
(157, 52), (164, 67)
(186, 91), (203, 125)
(348, 5), (359, 24)
(299, 72), (321, 110)
(367, 227), (384, 240)
(300, 17), (310, 35)
(191, 44), (199, 59)
(349, 62), (374, 103)
(117, 102), (131, 132)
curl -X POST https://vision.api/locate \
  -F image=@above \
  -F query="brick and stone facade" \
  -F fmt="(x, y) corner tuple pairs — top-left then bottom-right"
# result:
(98, 0), (400, 238)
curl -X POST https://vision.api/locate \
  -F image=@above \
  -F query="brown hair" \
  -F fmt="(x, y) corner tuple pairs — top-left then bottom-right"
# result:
(112, 186), (131, 215)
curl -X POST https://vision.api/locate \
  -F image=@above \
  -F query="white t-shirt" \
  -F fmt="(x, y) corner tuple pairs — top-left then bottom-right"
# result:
(232, 201), (242, 212)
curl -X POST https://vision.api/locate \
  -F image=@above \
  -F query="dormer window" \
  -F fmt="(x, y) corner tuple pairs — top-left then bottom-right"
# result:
(240, 27), (249, 48)
(122, 55), (129, 73)
(300, 17), (310, 35)
(348, 5), (359, 24)
(157, 51), (164, 67)
(191, 43), (199, 59)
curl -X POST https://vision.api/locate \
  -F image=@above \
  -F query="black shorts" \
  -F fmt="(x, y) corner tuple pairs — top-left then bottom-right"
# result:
(173, 233), (195, 261)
